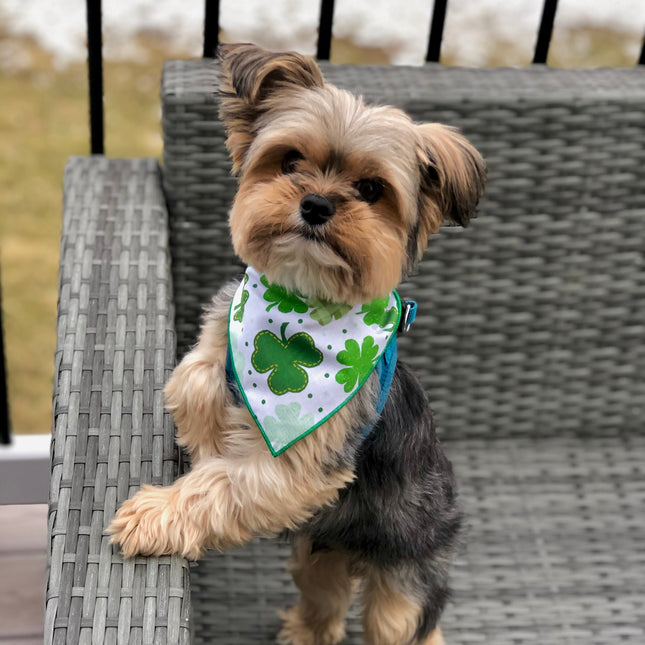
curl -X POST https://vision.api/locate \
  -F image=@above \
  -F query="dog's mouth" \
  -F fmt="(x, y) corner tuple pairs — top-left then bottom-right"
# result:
(298, 226), (354, 267)
(242, 218), (361, 302)
(239, 217), (377, 304)
(266, 227), (352, 275)
(300, 226), (323, 242)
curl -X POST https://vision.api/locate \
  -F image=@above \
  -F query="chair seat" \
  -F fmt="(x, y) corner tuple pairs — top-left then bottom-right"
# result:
(190, 434), (645, 644)
(49, 53), (645, 641)
(445, 435), (645, 644)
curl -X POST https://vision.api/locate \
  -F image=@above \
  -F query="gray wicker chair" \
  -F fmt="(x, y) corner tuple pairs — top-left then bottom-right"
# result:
(47, 61), (645, 644)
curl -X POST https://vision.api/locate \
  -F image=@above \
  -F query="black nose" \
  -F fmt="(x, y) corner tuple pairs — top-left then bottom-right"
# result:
(300, 194), (335, 226)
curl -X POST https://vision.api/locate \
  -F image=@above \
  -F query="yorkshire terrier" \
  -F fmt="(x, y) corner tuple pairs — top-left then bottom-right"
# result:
(109, 44), (486, 645)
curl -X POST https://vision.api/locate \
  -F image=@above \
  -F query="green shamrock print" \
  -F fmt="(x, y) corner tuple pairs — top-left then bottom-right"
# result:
(233, 273), (250, 322)
(307, 297), (352, 326)
(359, 297), (398, 331)
(261, 276), (309, 314)
(335, 336), (380, 393)
(252, 322), (323, 394)
(263, 403), (315, 450)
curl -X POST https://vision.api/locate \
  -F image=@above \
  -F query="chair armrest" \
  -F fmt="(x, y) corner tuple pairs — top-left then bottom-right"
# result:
(46, 157), (190, 644)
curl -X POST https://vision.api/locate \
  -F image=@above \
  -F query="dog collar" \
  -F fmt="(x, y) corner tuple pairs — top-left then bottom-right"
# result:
(227, 267), (402, 456)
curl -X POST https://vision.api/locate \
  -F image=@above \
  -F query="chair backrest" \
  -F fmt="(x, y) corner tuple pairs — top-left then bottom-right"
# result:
(161, 60), (645, 440)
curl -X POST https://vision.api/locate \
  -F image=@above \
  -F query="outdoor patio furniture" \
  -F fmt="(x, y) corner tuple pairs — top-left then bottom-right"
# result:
(46, 61), (645, 644)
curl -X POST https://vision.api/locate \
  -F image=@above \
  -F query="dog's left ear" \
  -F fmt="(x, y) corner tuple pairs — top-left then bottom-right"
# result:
(218, 44), (324, 172)
(414, 123), (486, 249)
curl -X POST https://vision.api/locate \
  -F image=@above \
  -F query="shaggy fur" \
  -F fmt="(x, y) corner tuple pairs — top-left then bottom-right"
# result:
(108, 43), (485, 644)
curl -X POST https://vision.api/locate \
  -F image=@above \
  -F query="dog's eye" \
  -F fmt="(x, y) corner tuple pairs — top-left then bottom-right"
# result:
(355, 178), (384, 204)
(281, 149), (304, 174)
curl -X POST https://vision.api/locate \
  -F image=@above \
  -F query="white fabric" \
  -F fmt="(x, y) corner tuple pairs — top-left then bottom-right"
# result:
(228, 267), (401, 455)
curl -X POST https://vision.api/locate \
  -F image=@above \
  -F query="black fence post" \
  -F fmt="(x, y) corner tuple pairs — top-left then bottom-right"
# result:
(0, 267), (10, 445)
(426, 0), (448, 63)
(317, 0), (335, 60)
(533, 0), (558, 64)
(87, 0), (104, 154)
(204, 0), (220, 58)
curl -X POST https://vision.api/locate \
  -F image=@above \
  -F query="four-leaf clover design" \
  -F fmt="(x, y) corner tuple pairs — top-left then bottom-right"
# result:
(359, 297), (399, 331)
(261, 276), (309, 314)
(307, 297), (352, 326)
(252, 322), (323, 394)
(335, 336), (380, 393)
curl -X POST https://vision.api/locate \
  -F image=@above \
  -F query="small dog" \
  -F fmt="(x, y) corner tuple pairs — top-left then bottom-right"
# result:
(109, 44), (485, 645)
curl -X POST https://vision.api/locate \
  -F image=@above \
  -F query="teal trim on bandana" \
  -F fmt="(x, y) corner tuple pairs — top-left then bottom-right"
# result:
(226, 313), (400, 453)
(227, 271), (402, 457)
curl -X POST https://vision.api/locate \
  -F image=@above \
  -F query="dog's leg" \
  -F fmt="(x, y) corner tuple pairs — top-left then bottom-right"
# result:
(164, 285), (236, 463)
(109, 349), (368, 560)
(278, 536), (355, 645)
(164, 351), (229, 462)
(107, 431), (356, 559)
(361, 565), (447, 645)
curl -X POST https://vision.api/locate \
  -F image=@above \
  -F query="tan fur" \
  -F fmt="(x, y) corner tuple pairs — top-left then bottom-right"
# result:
(109, 45), (480, 642)
(415, 123), (486, 252)
(362, 567), (427, 645)
(224, 69), (484, 303)
(219, 44), (324, 172)
(423, 627), (445, 645)
(108, 283), (377, 560)
(163, 282), (236, 461)
(278, 542), (447, 645)
(278, 537), (356, 645)
(227, 90), (418, 304)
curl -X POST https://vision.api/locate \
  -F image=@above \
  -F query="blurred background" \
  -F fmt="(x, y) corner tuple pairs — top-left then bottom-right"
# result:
(1, 0), (645, 434)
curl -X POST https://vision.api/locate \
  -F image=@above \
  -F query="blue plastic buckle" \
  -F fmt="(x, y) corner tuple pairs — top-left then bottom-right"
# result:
(399, 300), (417, 333)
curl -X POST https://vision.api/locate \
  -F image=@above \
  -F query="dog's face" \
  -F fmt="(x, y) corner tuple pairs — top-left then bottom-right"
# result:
(219, 44), (486, 304)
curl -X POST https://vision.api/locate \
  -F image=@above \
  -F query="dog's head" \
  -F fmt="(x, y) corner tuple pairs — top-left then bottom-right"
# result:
(219, 44), (486, 304)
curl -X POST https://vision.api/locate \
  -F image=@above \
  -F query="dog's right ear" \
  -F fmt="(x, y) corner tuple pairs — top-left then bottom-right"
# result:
(218, 44), (324, 173)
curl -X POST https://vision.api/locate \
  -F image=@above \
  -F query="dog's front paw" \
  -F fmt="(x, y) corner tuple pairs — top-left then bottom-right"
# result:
(277, 606), (345, 645)
(107, 485), (204, 560)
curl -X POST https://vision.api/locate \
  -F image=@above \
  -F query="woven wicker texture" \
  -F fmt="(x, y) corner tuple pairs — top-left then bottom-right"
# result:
(445, 436), (645, 645)
(47, 157), (190, 644)
(162, 60), (645, 441)
(49, 62), (645, 645)
(160, 60), (645, 644)
(189, 436), (645, 644)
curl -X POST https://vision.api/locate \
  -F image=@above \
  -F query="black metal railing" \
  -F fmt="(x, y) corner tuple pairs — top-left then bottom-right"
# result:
(0, 266), (9, 444)
(316, 0), (335, 61)
(3, 0), (643, 445)
(0, 0), (636, 442)
(426, 0), (448, 63)
(533, 0), (559, 64)
(85, 0), (645, 155)
(87, 0), (104, 155)
(203, 0), (220, 58)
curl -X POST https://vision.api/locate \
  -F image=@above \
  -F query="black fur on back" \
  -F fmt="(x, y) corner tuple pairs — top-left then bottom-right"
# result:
(299, 360), (463, 638)
(304, 360), (462, 562)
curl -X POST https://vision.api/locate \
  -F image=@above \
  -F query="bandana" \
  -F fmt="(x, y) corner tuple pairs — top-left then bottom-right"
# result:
(228, 267), (402, 456)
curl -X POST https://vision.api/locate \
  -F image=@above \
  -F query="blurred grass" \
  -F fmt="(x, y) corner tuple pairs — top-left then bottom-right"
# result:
(0, 30), (174, 432)
(1, 30), (85, 433)
(549, 24), (641, 68)
(0, 22), (640, 433)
